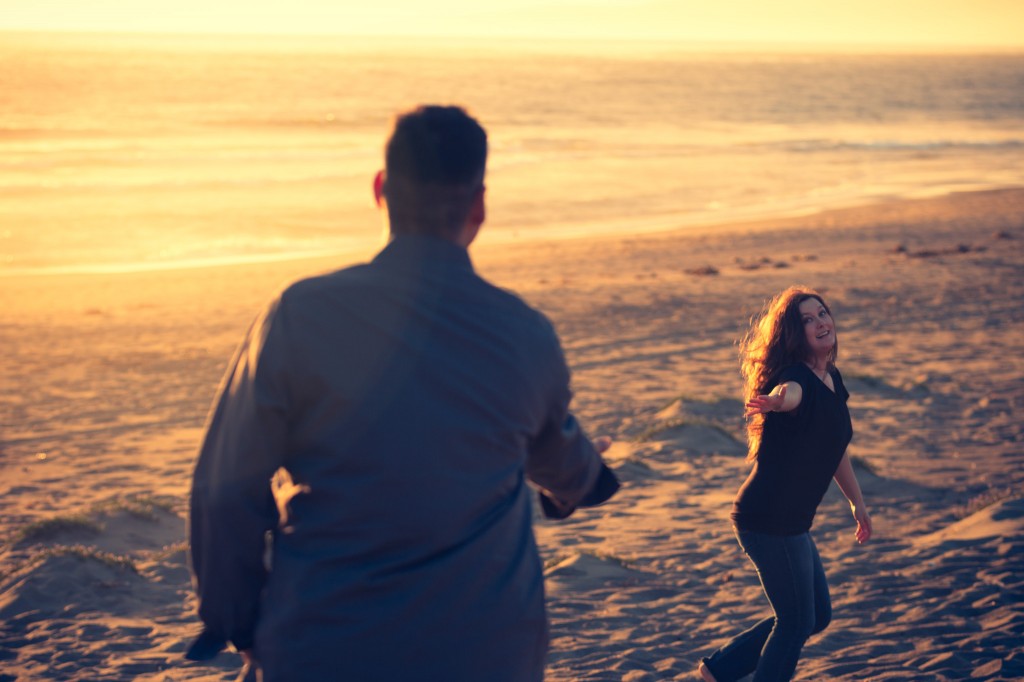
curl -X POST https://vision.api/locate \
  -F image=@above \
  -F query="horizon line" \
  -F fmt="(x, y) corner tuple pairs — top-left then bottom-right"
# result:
(2, 28), (1023, 54)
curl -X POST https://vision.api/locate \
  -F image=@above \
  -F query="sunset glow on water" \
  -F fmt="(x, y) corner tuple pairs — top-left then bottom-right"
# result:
(1, 31), (1022, 274)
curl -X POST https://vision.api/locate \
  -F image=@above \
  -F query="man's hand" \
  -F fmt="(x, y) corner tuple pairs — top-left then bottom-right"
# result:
(237, 650), (258, 682)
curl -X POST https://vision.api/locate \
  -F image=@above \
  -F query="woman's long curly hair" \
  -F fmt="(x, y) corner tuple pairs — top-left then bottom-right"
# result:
(739, 286), (837, 461)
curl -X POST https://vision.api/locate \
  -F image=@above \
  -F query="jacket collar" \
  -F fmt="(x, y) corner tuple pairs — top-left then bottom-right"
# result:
(372, 234), (474, 273)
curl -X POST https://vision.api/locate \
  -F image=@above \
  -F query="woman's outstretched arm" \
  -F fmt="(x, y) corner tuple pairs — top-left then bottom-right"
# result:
(745, 381), (803, 416)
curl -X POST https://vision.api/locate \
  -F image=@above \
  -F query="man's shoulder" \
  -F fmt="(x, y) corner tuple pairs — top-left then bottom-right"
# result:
(477, 278), (557, 334)
(279, 263), (374, 298)
(476, 276), (535, 307)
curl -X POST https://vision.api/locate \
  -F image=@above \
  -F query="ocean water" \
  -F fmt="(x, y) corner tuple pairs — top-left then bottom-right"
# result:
(1, 32), (1022, 274)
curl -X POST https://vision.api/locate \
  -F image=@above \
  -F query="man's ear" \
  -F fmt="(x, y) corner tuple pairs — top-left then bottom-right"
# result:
(456, 187), (485, 248)
(373, 170), (385, 207)
(468, 186), (485, 228)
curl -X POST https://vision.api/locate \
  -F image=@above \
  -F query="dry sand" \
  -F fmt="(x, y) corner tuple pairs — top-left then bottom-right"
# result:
(1, 187), (1022, 681)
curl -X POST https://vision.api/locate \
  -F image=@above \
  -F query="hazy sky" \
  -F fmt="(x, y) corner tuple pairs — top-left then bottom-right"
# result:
(3, 0), (1023, 49)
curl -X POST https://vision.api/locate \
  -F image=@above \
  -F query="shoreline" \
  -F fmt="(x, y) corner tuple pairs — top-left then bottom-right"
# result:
(3, 185), (1022, 281)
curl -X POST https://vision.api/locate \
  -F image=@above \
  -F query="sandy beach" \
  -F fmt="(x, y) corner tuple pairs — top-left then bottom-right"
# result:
(1, 187), (1022, 681)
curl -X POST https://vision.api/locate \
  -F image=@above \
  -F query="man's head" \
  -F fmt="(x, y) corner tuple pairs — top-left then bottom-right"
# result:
(375, 105), (488, 244)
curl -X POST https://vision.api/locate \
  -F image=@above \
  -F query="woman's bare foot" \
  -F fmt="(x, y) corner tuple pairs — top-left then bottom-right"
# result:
(698, 660), (718, 682)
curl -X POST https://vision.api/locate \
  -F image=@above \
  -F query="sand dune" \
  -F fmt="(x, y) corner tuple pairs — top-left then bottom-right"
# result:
(1, 188), (1023, 680)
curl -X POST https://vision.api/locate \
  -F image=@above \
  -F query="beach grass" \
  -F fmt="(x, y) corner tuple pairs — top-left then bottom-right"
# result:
(14, 515), (102, 544)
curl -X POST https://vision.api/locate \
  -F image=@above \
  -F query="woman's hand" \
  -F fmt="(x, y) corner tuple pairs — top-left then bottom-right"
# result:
(744, 384), (787, 416)
(851, 504), (872, 544)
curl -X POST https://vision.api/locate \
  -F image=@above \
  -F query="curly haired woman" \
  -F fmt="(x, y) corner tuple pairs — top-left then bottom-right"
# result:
(698, 286), (872, 682)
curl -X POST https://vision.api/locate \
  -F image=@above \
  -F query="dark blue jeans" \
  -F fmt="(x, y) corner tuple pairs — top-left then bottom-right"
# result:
(702, 529), (831, 682)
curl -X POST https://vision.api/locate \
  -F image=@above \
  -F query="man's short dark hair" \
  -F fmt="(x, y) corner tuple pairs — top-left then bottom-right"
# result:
(383, 105), (488, 237)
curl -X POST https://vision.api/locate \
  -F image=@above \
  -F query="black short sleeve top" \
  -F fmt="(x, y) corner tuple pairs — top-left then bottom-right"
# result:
(731, 363), (853, 535)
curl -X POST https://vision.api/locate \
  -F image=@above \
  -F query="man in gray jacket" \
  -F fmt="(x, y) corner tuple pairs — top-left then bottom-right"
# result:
(188, 104), (618, 681)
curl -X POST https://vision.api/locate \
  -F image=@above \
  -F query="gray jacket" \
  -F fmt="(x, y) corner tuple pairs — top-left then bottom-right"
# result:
(188, 235), (617, 681)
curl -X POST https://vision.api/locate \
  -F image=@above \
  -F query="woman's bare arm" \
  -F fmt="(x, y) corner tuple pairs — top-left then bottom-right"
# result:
(834, 452), (872, 543)
(745, 381), (803, 416)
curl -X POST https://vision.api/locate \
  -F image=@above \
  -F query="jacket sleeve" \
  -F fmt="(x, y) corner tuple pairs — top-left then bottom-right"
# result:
(525, 334), (619, 520)
(188, 297), (291, 654)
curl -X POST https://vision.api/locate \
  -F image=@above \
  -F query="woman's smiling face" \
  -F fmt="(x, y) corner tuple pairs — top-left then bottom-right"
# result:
(799, 297), (835, 356)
